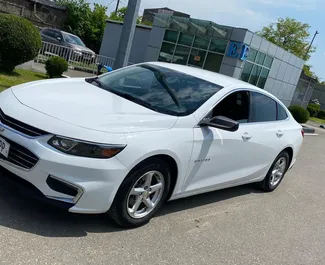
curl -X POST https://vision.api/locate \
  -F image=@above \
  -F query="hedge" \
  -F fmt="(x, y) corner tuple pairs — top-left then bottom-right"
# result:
(288, 105), (310, 123)
(0, 14), (41, 72)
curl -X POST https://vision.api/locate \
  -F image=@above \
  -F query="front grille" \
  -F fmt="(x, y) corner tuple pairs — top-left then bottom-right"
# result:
(0, 136), (39, 170)
(0, 109), (48, 137)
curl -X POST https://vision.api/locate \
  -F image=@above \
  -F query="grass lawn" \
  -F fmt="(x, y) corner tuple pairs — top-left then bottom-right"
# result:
(0, 69), (47, 91)
(310, 117), (325, 124)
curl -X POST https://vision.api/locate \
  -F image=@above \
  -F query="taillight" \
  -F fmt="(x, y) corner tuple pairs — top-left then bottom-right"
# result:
(301, 129), (304, 138)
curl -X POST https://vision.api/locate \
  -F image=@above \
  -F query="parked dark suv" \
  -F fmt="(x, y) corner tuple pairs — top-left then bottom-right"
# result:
(40, 28), (96, 62)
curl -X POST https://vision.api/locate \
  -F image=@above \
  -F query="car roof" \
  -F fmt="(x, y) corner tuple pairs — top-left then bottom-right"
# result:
(41, 28), (76, 37)
(146, 61), (256, 88)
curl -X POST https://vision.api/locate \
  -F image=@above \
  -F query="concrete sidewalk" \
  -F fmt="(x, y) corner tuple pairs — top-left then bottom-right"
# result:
(18, 61), (95, 78)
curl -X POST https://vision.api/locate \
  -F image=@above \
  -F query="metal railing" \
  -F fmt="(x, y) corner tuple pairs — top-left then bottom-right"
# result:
(36, 41), (116, 74)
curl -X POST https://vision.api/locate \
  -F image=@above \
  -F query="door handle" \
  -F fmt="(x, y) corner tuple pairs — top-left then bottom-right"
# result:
(276, 130), (284, 137)
(242, 132), (252, 141)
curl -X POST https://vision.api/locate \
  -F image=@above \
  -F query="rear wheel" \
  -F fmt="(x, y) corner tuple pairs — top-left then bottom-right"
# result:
(257, 151), (290, 192)
(109, 158), (171, 227)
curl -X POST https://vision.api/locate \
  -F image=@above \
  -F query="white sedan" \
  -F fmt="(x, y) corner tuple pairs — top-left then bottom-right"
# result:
(0, 62), (303, 227)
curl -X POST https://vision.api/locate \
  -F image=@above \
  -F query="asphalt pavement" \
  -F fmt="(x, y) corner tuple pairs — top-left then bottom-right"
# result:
(0, 128), (325, 265)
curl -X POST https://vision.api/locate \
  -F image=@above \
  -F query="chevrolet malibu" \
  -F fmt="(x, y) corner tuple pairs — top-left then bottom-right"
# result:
(0, 62), (303, 227)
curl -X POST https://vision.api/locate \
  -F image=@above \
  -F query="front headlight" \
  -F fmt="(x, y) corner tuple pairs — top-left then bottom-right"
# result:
(48, 136), (125, 159)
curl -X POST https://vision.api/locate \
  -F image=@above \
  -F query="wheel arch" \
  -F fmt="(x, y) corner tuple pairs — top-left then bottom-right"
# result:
(125, 153), (179, 201)
(282, 146), (293, 169)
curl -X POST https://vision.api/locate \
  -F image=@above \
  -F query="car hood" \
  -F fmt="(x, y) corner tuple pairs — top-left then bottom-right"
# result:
(11, 79), (178, 133)
(70, 44), (94, 54)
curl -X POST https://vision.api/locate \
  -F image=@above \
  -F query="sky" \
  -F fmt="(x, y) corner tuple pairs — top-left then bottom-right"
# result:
(92, 0), (325, 80)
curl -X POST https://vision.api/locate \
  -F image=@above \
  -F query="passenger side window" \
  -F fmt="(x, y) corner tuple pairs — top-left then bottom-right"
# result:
(53, 31), (62, 40)
(42, 29), (50, 36)
(277, 103), (288, 120)
(212, 91), (250, 123)
(250, 92), (277, 122)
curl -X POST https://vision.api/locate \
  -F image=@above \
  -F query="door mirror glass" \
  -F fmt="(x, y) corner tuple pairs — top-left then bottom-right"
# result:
(200, 115), (239, 132)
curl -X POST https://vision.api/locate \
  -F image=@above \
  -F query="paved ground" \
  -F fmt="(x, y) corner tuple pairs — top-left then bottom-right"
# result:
(18, 61), (94, 78)
(0, 129), (325, 265)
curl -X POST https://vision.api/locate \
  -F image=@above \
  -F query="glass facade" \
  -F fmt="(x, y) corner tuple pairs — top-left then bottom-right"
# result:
(155, 15), (276, 87)
(241, 48), (273, 89)
(157, 16), (232, 73)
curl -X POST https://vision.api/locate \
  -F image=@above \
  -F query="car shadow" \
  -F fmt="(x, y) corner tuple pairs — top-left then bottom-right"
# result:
(0, 178), (260, 238)
(158, 184), (262, 217)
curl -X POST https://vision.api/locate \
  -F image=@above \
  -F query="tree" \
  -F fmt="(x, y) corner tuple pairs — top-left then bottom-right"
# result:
(108, 7), (153, 26)
(58, 0), (107, 53)
(303, 65), (316, 78)
(258, 17), (314, 60)
(108, 6), (127, 21)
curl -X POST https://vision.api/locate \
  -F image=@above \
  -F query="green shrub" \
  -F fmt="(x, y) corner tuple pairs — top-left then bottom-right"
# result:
(317, 110), (325, 120)
(288, 105), (310, 123)
(307, 105), (319, 117)
(308, 103), (321, 110)
(45, 57), (68, 78)
(0, 14), (41, 72)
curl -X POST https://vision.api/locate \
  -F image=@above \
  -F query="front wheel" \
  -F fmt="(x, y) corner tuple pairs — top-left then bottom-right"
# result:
(109, 158), (171, 227)
(257, 151), (290, 192)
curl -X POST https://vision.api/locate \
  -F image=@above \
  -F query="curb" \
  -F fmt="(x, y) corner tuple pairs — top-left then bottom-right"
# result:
(302, 125), (316, 134)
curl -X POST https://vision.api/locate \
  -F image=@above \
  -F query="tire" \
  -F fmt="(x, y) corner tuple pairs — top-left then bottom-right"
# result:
(257, 151), (290, 192)
(109, 158), (171, 228)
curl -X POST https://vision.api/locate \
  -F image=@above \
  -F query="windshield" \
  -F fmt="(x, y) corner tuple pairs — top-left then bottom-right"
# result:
(93, 64), (223, 116)
(63, 33), (86, 47)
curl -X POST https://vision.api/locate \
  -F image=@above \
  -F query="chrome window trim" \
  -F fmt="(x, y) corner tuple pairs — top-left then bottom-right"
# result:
(196, 88), (290, 127)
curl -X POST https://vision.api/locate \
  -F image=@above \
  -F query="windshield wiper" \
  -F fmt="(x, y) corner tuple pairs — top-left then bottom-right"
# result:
(85, 77), (102, 88)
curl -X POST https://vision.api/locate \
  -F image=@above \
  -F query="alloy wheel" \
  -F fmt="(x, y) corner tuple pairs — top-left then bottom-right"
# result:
(126, 170), (165, 219)
(270, 157), (287, 187)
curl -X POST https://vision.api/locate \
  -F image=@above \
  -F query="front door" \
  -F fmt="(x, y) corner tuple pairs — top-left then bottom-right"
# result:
(183, 90), (257, 192)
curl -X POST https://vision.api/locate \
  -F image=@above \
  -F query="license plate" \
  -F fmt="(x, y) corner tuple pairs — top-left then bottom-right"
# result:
(0, 137), (10, 158)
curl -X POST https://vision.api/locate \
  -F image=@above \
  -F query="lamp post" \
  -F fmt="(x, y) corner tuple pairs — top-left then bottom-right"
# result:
(304, 30), (319, 60)
(114, 0), (142, 69)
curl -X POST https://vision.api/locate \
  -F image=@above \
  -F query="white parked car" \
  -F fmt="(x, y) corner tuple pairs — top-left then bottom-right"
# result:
(0, 62), (303, 227)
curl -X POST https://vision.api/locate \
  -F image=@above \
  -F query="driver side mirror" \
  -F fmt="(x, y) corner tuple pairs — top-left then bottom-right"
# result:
(56, 36), (62, 42)
(200, 116), (239, 132)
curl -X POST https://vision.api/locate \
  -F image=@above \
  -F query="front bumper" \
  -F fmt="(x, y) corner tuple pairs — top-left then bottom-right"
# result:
(0, 128), (129, 214)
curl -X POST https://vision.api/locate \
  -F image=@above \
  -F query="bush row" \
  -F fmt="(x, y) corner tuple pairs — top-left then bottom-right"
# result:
(289, 104), (325, 123)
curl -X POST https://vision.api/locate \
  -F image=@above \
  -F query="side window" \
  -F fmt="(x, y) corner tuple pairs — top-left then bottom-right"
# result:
(42, 29), (50, 36)
(53, 31), (62, 40)
(46, 29), (55, 38)
(212, 91), (250, 123)
(277, 103), (288, 120)
(250, 92), (277, 122)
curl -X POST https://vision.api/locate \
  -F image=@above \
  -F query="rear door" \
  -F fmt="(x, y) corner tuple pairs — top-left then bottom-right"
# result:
(241, 91), (285, 177)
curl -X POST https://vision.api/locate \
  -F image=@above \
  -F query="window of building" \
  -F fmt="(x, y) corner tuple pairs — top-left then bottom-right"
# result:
(173, 46), (190, 65)
(159, 29), (228, 73)
(204, 53), (223, 72)
(249, 92), (277, 122)
(240, 48), (274, 89)
(188, 49), (206, 67)
(257, 68), (270, 89)
(193, 36), (210, 50)
(241, 62), (254, 82)
(158, 43), (175, 63)
(163, 30), (179, 43)
(249, 65), (262, 86)
(178, 33), (194, 46)
(209, 39), (227, 53)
